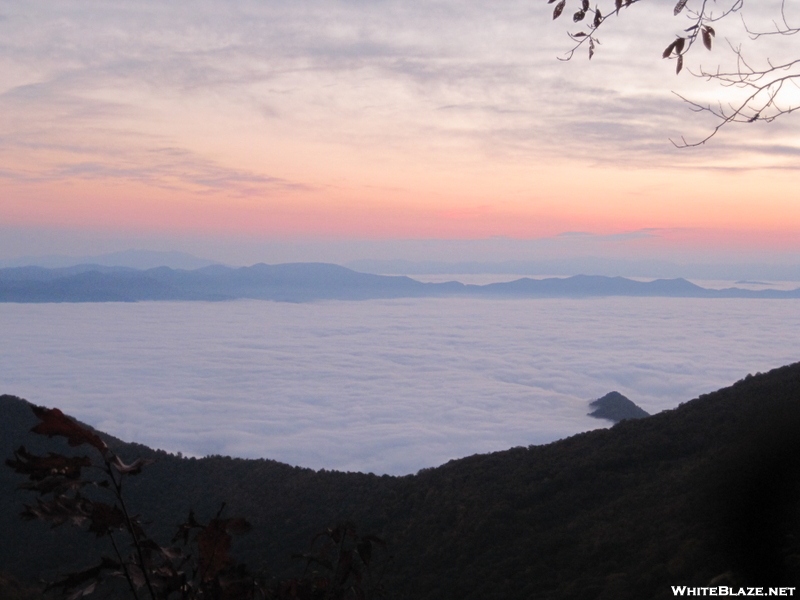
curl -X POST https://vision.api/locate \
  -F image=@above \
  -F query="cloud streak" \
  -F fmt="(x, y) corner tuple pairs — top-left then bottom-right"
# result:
(3, 0), (798, 171)
(1, 0), (799, 244)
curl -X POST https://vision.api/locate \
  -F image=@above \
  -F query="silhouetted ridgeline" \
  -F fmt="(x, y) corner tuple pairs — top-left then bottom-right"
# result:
(3, 363), (800, 598)
(2, 263), (800, 302)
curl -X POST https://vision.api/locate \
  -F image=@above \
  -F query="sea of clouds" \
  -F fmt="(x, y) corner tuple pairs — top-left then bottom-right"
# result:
(2, 296), (799, 475)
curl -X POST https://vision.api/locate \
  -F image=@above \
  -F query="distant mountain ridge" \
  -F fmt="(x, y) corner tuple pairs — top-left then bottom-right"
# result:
(1, 263), (800, 303)
(346, 257), (800, 282)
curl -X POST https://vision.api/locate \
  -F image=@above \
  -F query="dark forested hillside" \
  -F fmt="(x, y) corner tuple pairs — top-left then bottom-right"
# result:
(3, 362), (800, 598)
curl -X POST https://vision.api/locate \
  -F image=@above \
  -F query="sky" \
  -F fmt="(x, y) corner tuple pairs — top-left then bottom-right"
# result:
(3, 297), (800, 475)
(2, 0), (800, 267)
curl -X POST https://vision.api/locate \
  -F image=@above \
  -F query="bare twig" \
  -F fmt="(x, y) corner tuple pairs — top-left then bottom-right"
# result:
(549, 0), (799, 145)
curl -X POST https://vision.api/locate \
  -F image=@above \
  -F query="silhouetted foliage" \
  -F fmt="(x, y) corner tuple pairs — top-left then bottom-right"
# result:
(547, 0), (800, 145)
(6, 405), (389, 600)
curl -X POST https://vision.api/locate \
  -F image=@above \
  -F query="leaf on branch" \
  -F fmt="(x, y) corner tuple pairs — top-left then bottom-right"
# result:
(20, 477), (87, 496)
(589, 37), (595, 59)
(582, 0), (589, 10)
(674, 0), (688, 15)
(6, 446), (91, 480)
(30, 406), (108, 453)
(335, 550), (356, 586)
(553, 0), (566, 20)
(662, 37), (685, 58)
(197, 517), (250, 581)
(572, 32), (587, 37)
(22, 494), (93, 527)
(65, 581), (96, 600)
(615, 0), (622, 10)
(45, 557), (120, 596)
(328, 526), (343, 544)
(676, 55), (684, 74)
(126, 563), (147, 589)
(593, 8), (602, 28)
(173, 510), (202, 545)
(573, 9), (586, 22)
(110, 455), (154, 475)
(702, 27), (714, 50)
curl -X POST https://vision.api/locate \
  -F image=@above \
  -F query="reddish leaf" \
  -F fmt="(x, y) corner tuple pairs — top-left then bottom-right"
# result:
(573, 9), (586, 22)
(197, 519), (233, 581)
(676, 54), (684, 74)
(615, 0), (622, 10)
(553, 0), (566, 19)
(30, 406), (107, 453)
(593, 8), (602, 27)
(674, 0), (688, 15)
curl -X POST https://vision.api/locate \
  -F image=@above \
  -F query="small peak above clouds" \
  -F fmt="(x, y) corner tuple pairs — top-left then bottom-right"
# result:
(588, 391), (651, 424)
(0, 250), (221, 270)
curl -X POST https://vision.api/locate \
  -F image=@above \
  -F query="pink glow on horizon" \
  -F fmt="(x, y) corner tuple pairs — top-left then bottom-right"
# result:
(5, 178), (800, 255)
(3, 0), (800, 268)
(3, 153), (800, 254)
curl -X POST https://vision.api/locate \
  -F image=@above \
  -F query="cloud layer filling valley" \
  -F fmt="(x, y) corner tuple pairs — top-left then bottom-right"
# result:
(2, 296), (799, 474)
